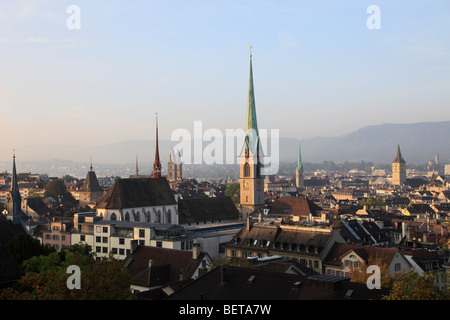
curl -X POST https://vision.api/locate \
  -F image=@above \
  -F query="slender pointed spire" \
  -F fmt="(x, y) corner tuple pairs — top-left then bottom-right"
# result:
(89, 157), (93, 171)
(8, 150), (22, 225)
(393, 144), (406, 164)
(135, 153), (139, 176)
(153, 113), (162, 180)
(297, 142), (303, 171)
(243, 47), (260, 156)
(11, 150), (18, 193)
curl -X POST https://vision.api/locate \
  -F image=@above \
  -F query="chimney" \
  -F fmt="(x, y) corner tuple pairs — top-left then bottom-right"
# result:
(192, 243), (200, 260)
(220, 266), (227, 285)
(131, 239), (138, 254)
(179, 269), (186, 281)
(401, 222), (407, 239)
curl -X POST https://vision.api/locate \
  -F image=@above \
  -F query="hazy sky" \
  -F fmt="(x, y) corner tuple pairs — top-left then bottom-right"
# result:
(1, 0), (450, 160)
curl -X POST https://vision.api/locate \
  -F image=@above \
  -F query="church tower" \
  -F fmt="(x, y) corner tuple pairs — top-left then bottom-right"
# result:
(7, 152), (22, 225)
(152, 113), (162, 182)
(239, 49), (264, 217)
(295, 143), (304, 189)
(168, 149), (182, 183)
(392, 144), (406, 186)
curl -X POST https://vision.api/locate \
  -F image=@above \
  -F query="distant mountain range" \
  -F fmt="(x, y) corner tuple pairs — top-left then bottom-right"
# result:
(2, 121), (450, 169)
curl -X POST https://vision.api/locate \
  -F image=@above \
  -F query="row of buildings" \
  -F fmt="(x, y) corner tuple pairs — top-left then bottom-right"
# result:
(1, 51), (449, 299)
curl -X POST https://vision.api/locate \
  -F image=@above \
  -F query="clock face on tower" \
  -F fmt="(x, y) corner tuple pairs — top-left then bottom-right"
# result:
(244, 181), (250, 189)
(256, 180), (262, 189)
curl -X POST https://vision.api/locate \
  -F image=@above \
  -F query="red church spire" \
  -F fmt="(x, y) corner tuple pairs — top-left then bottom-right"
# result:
(153, 113), (162, 181)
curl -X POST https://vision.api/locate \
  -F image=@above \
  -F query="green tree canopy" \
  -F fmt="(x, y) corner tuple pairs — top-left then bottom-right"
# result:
(0, 246), (134, 300)
(44, 179), (77, 205)
(382, 271), (450, 300)
(225, 182), (240, 205)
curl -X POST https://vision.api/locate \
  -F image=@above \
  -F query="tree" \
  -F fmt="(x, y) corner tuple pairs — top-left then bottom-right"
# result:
(44, 179), (77, 205)
(225, 182), (240, 205)
(348, 254), (400, 289)
(0, 249), (134, 300)
(382, 271), (450, 300)
(27, 188), (43, 198)
(6, 233), (55, 265)
(359, 197), (386, 208)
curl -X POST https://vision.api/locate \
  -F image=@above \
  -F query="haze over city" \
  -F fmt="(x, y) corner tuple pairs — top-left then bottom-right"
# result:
(1, 0), (450, 164)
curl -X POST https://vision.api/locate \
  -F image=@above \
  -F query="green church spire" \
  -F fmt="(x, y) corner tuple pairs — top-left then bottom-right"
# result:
(297, 143), (303, 171)
(243, 47), (260, 156)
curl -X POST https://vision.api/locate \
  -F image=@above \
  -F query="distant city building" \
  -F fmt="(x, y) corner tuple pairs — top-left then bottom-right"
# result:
(167, 149), (182, 183)
(77, 162), (105, 208)
(445, 164), (450, 175)
(392, 144), (406, 186)
(295, 143), (305, 189)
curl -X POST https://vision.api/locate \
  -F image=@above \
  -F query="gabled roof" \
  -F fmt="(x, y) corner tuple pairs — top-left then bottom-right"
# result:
(80, 171), (103, 193)
(123, 245), (207, 288)
(96, 177), (176, 209)
(267, 197), (323, 217)
(324, 243), (402, 268)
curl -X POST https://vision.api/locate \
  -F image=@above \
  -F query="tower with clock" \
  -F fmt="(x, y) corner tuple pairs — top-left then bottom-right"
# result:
(239, 48), (265, 218)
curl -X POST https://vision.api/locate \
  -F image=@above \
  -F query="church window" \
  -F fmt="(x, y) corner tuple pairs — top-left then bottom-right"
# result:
(244, 163), (250, 177)
(110, 213), (117, 220)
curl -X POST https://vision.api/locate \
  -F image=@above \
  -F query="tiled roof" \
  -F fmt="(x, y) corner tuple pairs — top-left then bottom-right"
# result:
(124, 245), (206, 287)
(166, 265), (389, 300)
(178, 196), (239, 224)
(80, 171), (103, 193)
(96, 177), (176, 209)
(324, 243), (400, 267)
(267, 197), (323, 217)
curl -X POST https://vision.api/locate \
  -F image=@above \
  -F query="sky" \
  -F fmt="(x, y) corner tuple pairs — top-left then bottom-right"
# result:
(1, 0), (450, 161)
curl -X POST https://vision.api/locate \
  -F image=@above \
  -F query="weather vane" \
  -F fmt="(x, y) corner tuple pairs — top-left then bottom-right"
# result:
(248, 46), (252, 57)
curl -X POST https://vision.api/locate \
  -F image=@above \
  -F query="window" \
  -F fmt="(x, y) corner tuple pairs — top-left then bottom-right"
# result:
(103, 227), (108, 233)
(96, 236), (101, 243)
(181, 242), (185, 250)
(102, 247), (108, 253)
(102, 237), (108, 243)
(96, 246), (101, 253)
(45, 234), (50, 239)
(395, 263), (401, 271)
(111, 248), (117, 254)
(96, 226), (101, 233)
(80, 235), (85, 241)
(119, 248), (125, 255)
(244, 163), (250, 177)
(139, 240), (145, 245)
(314, 261), (319, 269)
(119, 238), (125, 245)
(139, 229), (145, 238)
(156, 241), (162, 248)
(62, 235), (65, 241)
